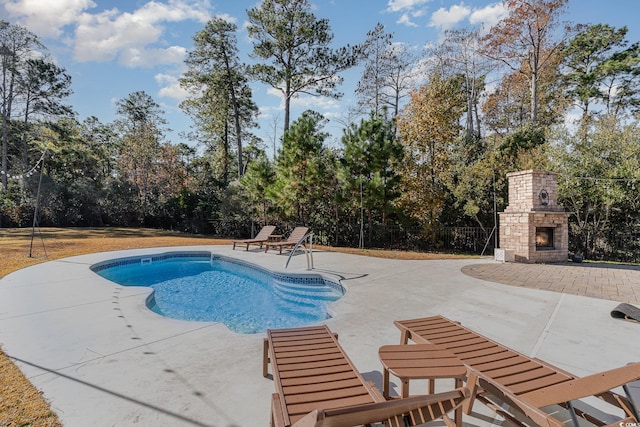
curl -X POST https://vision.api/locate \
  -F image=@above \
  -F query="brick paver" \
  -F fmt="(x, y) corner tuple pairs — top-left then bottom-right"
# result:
(461, 262), (640, 304)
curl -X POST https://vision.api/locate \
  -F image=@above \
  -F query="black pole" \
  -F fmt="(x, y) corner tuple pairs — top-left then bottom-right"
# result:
(29, 151), (46, 258)
(359, 178), (364, 249)
(493, 170), (498, 250)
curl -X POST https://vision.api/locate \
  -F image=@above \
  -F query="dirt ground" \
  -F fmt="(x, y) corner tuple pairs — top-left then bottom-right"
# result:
(0, 227), (469, 425)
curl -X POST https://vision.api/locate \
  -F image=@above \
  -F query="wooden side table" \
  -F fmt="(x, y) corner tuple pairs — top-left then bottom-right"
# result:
(267, 234), (283, 242)
(379, 343), (467, 426)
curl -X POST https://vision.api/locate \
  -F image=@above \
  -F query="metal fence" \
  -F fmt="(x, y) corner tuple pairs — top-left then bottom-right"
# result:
(299, 224), (495, 255)
(214, 218), (639, 262)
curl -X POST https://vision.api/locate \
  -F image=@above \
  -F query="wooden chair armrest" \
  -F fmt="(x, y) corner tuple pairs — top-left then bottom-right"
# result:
(474, 372), (566, 427)
(521, 363), (640, 408)
(291, 388), (470, 427)
(366, 380), (386, 402)
(393, 321), (430, 345)
(271, 393), (286, 427)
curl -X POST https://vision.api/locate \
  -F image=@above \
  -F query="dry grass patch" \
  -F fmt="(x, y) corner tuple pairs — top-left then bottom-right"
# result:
(0, 227), (231, 279)
(319, 245), (478, 260)
(1, 350), (62, 427)
(0, 227), (471, 425)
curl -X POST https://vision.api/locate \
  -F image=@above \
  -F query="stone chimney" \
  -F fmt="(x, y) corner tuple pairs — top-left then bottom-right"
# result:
(497, 170), (569, 263)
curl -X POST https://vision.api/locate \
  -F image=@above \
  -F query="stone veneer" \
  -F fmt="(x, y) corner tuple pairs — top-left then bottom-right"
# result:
(498, 170), (569, 263)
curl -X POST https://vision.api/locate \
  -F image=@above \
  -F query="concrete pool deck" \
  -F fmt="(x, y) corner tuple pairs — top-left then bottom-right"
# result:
(1, 246), (640, 426)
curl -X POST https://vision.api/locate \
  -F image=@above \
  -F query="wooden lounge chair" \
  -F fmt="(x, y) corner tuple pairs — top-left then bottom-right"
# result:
(263, 325), (469, 427)
(232, 225), (276, 250)
(264, 226), (309, 254)
(395, 315), (640, 427)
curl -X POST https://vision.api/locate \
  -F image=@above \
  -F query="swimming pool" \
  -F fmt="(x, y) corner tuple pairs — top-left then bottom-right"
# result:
(90, 251), (344, 334)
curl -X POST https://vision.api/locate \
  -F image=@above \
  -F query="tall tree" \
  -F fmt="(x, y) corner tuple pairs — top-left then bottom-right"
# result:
(382, 44), (418, 122)
(563, 24), (640, 121)
(0, 21), (43, 191)
(396, 72), (465, 237)
(114, 91), (167, 225)
(246, 0), (359, 132)
(340, 110), (403, 237)
(43, 117), (111, 226)
(241, 156), (276, 225)
(356, 23), (416, 121)
(482, 54), (567, 135)
(181, 17), (258, 179)
(16, 58), (73, 169)
(431, 28), (491, 147)
(356, 23), (393, 118)
(551, 115), (640, 259)
(269, 110), (330, 222)
(482, 0), (569, 124)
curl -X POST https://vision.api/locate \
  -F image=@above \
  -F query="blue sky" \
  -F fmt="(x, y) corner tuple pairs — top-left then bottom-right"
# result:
(1, 0), (639, 152)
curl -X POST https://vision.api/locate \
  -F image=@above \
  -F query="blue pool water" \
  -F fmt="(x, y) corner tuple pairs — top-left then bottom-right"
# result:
(92, 253), (344, 334)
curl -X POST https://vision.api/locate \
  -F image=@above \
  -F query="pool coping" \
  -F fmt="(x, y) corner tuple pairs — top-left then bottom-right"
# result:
(91, 250), (346, 331)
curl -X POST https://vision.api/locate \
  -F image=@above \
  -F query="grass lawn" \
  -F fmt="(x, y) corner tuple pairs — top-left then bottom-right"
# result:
(0, 227), (471, 425)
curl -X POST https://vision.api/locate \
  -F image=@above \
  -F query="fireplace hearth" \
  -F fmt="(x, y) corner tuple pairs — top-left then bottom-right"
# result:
(536, 227), (555, 250)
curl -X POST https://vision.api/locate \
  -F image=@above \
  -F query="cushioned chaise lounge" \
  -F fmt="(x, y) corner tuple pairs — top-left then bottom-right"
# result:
(394, 315), (640, 427)
(264, 226), (309, 254)
(263, 325), (469, 427)
(232, 225), (276, 250)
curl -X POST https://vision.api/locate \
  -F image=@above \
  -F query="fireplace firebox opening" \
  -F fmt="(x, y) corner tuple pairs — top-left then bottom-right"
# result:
(536, 227), (555, 250)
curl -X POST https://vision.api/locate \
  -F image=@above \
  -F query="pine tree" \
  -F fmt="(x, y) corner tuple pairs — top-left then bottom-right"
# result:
(247, 0), (359, 132)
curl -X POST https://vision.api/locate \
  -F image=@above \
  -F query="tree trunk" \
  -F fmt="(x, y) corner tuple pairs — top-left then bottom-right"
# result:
(284, 77), (292, 133)
(1, 114), (7, 190)
(22, 95), (31, 170)
(222, 49), (243, 178)
(530, 72), (538, 123)
(1, 65), (15, 191)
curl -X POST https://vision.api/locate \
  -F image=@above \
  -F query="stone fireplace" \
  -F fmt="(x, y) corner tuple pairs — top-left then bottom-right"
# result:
(497, 170), (569, 263)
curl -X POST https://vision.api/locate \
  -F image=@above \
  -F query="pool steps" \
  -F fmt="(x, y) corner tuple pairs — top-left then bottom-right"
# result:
(270, 279), (342, 318)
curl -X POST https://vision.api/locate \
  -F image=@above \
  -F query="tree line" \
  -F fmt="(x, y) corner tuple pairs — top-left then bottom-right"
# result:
(1, 0), (640, 262)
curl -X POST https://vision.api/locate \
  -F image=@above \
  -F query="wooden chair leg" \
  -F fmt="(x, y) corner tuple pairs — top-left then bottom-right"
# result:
(263, 338), (270, 377)
(464, 370), (478, 415)
(454, 378), (463, 426)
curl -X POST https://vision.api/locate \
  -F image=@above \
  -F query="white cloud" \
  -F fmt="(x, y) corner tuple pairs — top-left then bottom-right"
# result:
(3, 0), (96, 38)
(3, 0), (212, 67)
(267, 87), (285, 100)
(411, 8), (426, 18)
(429, 4), (471, 31)
(323, 111), (343, 120)
(73, 1), (210, 65)
(397, 12), (418, 27)
(133, 0), (210, 24)
(120, 46), (187, 68)
(265, 87), (339, 113)
(469, 2), (508, 30)
(259, 105), (282, 118)
(386, 0), (430, 27)
(386, 0), (430, 13)
(215, 13), (237, 24)
(291, 95), (339, 111)
(156, 72), (189, 101)
(74, 8), (160, 63)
